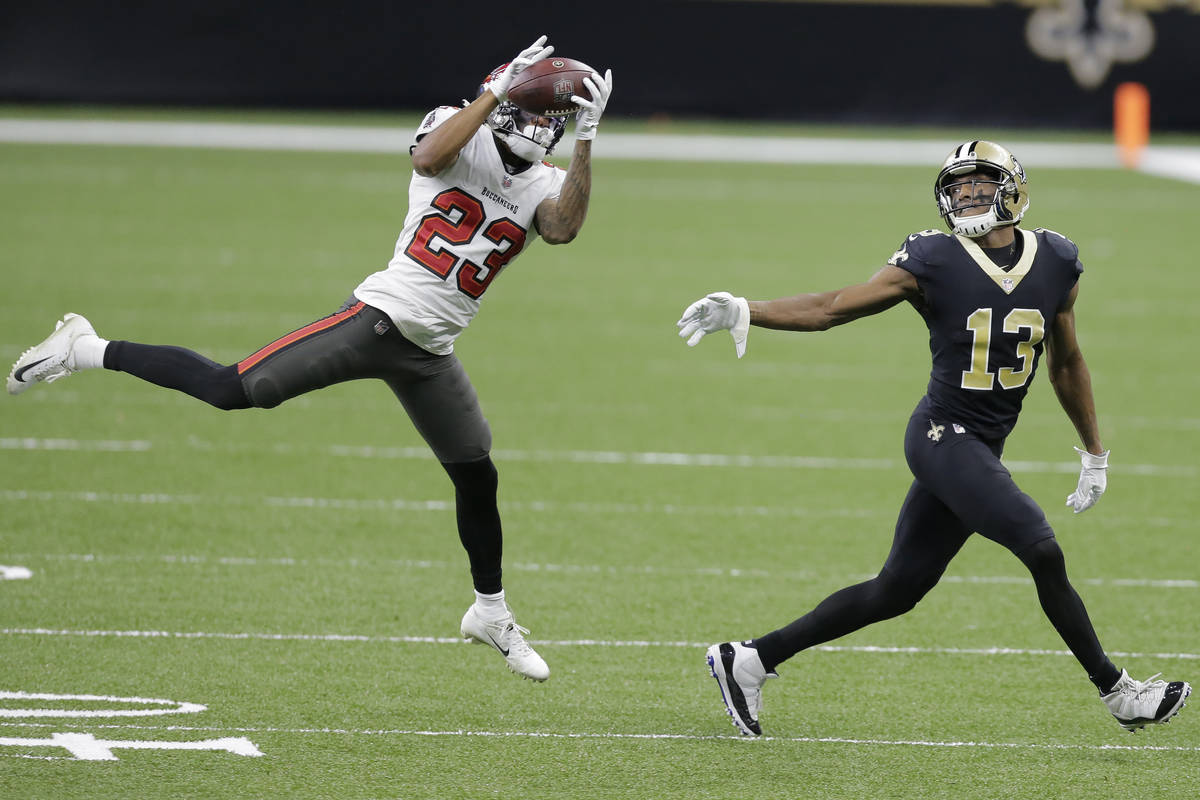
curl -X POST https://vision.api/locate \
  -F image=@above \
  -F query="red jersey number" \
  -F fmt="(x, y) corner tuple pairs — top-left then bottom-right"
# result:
(404, 188), (528, 299)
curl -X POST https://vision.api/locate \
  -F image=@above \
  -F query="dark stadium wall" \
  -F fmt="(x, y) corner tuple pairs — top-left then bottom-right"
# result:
(2, 0), (1198, 131)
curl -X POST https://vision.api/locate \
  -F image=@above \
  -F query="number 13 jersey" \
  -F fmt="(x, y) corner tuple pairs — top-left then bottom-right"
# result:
(355, 105), (567, 355)
(887, 227), (1083, 440)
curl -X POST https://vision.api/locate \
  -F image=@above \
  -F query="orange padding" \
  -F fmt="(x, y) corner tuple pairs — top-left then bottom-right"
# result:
(1114, 82), (1150, 168)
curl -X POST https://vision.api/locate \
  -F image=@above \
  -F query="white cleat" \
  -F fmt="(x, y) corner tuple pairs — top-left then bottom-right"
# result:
(1102, 670), (1191, 732)
(7, 313), (96, 395)
(460, 604), (549, 682)
(706, 640), (777, 736)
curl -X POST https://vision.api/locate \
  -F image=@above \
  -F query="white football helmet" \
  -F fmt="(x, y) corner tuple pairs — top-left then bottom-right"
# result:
(477, 66), (565, 163)
(935, 140), (1030, 238)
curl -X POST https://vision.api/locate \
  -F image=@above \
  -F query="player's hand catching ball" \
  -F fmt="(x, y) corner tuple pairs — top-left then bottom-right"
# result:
(573, 69), (613, 141)
(487, 35), (555, 102)
(677, 292), (751, 358)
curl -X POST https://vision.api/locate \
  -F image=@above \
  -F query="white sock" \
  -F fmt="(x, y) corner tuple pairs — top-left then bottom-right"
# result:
(473, 590), (507, 621)
(71, 335), (110, 371)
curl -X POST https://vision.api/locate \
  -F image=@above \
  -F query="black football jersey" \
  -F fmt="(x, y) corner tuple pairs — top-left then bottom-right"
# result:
(888, 227), (1083, 440)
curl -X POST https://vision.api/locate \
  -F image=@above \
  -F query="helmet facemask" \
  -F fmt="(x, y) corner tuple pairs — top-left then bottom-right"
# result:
(935, 141), (1030, 238)
(485, 101), (566, 163)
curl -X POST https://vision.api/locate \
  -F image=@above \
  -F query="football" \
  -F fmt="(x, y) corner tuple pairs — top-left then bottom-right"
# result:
(506, 57), (597, 117)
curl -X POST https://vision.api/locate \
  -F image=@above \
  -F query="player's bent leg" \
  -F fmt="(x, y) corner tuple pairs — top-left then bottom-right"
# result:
(1016, 537), (1118, 687)
(237, 300), (387, 409)
(904, 415), (1192, 729)
(1016, 538), (1192, 730)
(106, 341), (251, 409)
(754, 482), (967, 672)
(388, 349), (550, 681)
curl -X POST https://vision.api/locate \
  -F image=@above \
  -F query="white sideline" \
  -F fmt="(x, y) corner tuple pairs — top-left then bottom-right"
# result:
(2, 628), (1196, 661)
(1, 719), (1197, 754)
(2, 118), (1200, 184)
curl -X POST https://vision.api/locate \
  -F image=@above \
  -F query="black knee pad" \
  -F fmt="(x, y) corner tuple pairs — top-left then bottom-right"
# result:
(196, 365), (250, 410)
(1017, 537), (1066, 578)
(876, 567), (938, 615)
(243, 374), (283, 409)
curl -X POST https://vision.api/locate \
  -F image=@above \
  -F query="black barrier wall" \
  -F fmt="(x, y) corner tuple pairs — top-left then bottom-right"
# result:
(2, 0), (1198, 130)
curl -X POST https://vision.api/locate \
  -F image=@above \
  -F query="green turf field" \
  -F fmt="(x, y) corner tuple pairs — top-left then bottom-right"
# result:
(1, 116), (1198, 799)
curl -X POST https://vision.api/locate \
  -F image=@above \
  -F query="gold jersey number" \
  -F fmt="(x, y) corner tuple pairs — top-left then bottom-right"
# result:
(962, 308), (1046, 391)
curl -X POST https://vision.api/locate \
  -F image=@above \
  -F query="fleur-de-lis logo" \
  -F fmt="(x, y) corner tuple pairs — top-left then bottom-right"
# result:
(1026, 0), (1154, 90)
(927, 420), (945, 442)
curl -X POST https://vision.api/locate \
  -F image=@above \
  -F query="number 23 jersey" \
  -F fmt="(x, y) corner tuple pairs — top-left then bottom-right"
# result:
(888, 227), (1083, 440)
(355, 105), (567, 355)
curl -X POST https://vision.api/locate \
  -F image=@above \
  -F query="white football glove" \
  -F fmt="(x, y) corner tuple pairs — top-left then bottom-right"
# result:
(486, 35), (554, 102)
(676, 292), (750, 358)
(573, 69), (613, 141)
(1066, 446), (1109, 514)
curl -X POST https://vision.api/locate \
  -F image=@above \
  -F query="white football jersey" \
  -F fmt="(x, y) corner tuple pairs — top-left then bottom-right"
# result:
(354, 105), (567, 355)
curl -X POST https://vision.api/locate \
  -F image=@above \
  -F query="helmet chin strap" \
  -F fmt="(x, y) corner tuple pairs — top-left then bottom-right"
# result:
(949, 209), (1000, 237)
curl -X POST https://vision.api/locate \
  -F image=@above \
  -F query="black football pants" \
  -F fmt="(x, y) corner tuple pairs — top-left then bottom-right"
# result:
(753, 398), (1117, 688)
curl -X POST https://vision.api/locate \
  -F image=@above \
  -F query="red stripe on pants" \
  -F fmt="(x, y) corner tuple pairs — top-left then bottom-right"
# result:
(237, 302), (366, 375)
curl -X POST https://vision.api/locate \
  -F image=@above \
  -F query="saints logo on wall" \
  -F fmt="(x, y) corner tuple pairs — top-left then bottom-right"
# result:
(762, 0), (1196, 90)
(1026, 0), (1157, 89)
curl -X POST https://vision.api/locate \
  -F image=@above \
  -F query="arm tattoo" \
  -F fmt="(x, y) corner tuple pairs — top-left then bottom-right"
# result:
(539, 141), (591, 243)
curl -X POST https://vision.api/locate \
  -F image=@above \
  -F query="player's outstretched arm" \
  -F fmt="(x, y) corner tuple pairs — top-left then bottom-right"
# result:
(748, 265), (918, 332)
(535, 69), (612, 244)
(676, 265), (918, 358)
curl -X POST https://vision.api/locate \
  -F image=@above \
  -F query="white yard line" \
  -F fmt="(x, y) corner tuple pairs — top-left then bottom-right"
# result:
(1, 628), (1195, 661)
(2, 437), (1195, 478)
(1, 719), (1197, 753)
(8, 550), (1196, 591)
(0, 485), (1186, 534)
(2, 118), (1199, 184)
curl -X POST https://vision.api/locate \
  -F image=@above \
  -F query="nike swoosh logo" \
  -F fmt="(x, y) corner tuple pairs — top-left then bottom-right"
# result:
(485, 631), (509, 657)
(13, 357), (52, 383)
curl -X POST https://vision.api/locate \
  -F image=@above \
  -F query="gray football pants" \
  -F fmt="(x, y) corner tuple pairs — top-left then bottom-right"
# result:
(237, 297), (492, 463)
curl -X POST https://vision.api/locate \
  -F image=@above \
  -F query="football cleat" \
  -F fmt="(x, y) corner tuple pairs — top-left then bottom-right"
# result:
(1101, 670), (1191, 732)
(7, 313), (96, 395)
(706, 640), (777, 736)
(460, 604), (549, 682)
